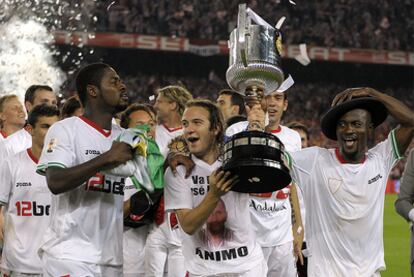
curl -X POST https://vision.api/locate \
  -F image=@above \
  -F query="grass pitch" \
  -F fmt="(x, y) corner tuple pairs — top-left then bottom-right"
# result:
(383, 194), (410, 277)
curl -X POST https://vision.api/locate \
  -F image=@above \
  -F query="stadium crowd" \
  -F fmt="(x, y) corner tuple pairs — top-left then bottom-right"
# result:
(81, 0), (414, 51)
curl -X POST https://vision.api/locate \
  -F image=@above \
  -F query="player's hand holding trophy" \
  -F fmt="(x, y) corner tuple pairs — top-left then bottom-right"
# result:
(223, 4), (291, 193)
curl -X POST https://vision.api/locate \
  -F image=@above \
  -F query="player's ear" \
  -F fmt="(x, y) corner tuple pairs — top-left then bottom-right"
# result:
(87, 84), (99, 99)
(283, 98), (288, 112)
(26, 124), (34, 136)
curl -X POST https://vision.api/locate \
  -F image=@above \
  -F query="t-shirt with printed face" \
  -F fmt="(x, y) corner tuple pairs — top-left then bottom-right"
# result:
(164, 155), (263, 275)
(37, 116), (125, 266)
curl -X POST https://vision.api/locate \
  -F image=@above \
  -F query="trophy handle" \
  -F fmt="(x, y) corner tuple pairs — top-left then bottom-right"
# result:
(237, 3), (249, 67)
(245, 86), (266, 131)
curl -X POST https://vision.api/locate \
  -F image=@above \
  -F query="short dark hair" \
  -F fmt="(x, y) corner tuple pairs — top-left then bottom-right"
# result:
(25, 85), (53, 104)
(75, 63), (111, 106)
(120, 103), (155, 129)
(61, 96), (82, 119)
(218, 89), (246, 116)
(286, 121), (309, 140)
(185, 99), (225, 146)
(27, 103), (60, 127)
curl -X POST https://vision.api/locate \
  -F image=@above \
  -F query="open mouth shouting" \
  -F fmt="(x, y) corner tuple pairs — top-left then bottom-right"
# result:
(120, 92), (129, 102)
(186, 136), (200, 146)
(342, 135), (358, 148)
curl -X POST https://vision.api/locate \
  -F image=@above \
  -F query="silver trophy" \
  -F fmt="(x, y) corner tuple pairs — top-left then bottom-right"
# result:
(226, 3), (284, 98)
(223, 4), (290, 193)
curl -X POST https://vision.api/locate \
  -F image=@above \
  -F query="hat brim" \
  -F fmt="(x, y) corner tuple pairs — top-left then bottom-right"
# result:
(321, 97), (388, 140)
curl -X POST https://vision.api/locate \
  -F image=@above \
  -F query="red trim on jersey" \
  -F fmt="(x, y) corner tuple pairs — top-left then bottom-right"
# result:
(27, 149), (39, 164)
(162, 124), (182, 133)
(270, 126), (282, 134)
(79, 116), (111, 137)
(0, 130), (7, 138)
(335, 148), (366, 164)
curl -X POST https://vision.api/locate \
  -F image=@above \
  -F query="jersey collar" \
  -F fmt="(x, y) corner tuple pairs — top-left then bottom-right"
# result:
(27, 149), (39, 164)
(335, 148), (366, 164)
(162, 124), (182, 133)
(79, 116), (112, 137)
(270, 126), (282, 134)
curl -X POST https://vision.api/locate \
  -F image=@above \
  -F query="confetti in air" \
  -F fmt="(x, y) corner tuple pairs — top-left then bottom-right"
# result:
(276, 75), (295, 93)
(0, 18), (65, 100)
(0, 0), (98, 100)
(294, 43), (311, 66)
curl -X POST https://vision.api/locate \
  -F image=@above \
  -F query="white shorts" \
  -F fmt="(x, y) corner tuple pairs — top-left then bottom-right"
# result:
(145, 222), (185, 277)
(123, 225), (148, 275)
(41, 254), (122, 277)
(262, 242), (297, 277)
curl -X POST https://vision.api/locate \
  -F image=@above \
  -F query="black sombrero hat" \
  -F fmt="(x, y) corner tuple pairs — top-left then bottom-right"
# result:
(321, 97), (388, 140)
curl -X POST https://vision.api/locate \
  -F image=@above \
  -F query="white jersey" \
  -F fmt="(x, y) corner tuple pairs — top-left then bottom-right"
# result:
(0, 128), (31, 159)
(155, 124), (183, 159)
(154, 123), (183, 245)
(123, 178), (148, 274)
(225, 121), (248, 137)
(36, 116), (125, 266)
(0, 149), (51, 273)
(287, 130), (400, 277)
(249, 125), (302, 247)
(164, 155), (264, 275)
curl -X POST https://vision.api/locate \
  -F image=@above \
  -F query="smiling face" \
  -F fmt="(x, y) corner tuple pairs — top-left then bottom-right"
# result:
(265, 91), (287, 125)
(98, 68), (128, 112)
(336, 109), (373, 162)
(0, 97), (26, 128)
(182, 106), (219, 160)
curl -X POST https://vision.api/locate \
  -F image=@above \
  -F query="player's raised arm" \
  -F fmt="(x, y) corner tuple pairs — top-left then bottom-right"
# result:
(332, 87), (414, 154)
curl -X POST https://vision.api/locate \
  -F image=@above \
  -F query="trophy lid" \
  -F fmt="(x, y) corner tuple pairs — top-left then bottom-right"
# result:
(226, 4), (284, 95)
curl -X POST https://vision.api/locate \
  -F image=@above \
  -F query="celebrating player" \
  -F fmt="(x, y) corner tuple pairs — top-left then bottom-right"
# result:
(164, 99), (266, 276)
(285, 88), (414, 276)
(0, 104), (59, 276)
(36, 63), (134, 276)
(145, 85), (192, 277)
(0, 94), (26, 140)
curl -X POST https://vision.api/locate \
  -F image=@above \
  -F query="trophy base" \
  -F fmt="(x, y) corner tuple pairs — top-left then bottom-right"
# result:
(223, 158), (291, 193)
